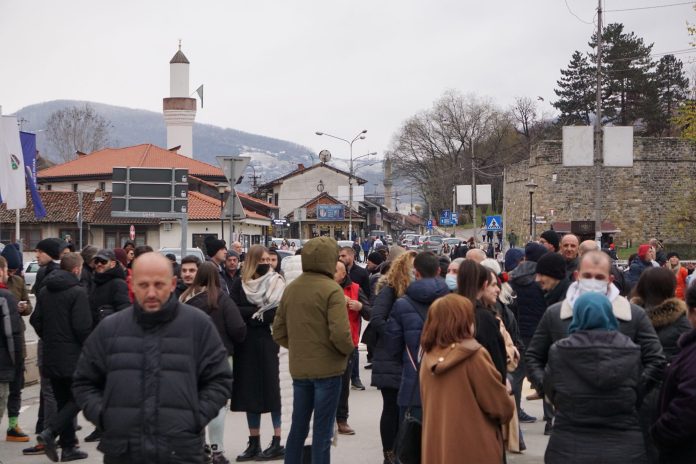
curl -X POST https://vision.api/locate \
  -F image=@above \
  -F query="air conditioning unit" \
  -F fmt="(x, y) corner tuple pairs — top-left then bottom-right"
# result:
(163, 222), (173, 231)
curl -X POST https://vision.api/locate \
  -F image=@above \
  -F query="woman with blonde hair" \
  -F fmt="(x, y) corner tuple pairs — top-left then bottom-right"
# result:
(420, 293), (514, 463)
(370, 250), (417, 464)
(230, 245), (286, 461)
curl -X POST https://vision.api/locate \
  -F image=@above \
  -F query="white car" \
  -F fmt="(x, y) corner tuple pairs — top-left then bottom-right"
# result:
(24, 261), (39, 290)
(158, 247), (205, 264)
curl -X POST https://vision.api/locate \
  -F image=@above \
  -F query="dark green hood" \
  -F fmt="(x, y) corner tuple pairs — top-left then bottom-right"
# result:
(301, 236), (339, 278)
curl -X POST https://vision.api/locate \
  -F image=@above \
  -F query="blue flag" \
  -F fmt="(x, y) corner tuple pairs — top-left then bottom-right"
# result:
(20, 131), (46, 219)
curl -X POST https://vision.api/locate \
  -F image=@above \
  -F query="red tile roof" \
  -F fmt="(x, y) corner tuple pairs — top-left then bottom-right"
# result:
(37, 144), (224, 180)
(188, 191), (271, 221)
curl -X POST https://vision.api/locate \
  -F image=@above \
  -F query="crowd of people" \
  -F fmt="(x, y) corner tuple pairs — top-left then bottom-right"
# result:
(0, 229), (696, 463)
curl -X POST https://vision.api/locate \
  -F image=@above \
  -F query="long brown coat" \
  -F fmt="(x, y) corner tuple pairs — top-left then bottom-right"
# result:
(419, 339), (514, 464)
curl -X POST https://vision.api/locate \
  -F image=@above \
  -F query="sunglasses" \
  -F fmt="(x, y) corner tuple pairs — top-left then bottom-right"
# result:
(94, 258), (109, 265)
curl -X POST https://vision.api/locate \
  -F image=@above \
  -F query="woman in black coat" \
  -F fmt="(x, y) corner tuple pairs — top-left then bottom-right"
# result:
(369, 251), (416, 464)
(230, 245), (286, 461)
(631, 267), (693, 463)
(545, 292), (647, 464)
(181, 262), (246, 462)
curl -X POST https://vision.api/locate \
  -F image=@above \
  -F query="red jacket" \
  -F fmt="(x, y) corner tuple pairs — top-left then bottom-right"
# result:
(343, 282), (361, 346)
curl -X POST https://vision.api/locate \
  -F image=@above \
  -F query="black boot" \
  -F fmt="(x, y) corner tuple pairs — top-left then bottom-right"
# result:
(36, 428), (58, 462)
(236, 436), (261, 462)
(255, 436), (284, 461)
(383, 450), (396, 464)
(60, 447), (89, 461)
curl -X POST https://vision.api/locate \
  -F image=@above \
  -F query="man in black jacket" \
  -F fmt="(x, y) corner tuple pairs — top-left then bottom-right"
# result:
(32, 252), (92, 462)
(526, 251), (666, 435)
(89, 249), (130, 326)
(535, 252), (571, 308)
(73, 252), (233, 464)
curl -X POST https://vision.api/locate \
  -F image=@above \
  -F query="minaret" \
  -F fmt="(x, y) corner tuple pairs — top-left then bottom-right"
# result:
(163, 42), (196, 158)
(383, 155), (393, 211)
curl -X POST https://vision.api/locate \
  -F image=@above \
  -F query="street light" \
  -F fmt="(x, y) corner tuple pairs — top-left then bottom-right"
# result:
(315, 129), (367, 240)
(525, 179), (538, 239)
(217, 184), (228, 241)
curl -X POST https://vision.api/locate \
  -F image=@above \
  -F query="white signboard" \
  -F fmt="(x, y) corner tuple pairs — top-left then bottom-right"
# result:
(603, 126), (634, 167)
(562, 126), (594, 166)
(337, 185), (365, 202)
(456, 184), (492, 205)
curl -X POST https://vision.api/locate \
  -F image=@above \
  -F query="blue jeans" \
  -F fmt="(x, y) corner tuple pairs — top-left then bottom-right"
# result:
(285, 376), (342, 464)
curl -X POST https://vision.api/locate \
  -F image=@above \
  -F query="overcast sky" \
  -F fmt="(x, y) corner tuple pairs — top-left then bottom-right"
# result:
(0, 0), (692, 159)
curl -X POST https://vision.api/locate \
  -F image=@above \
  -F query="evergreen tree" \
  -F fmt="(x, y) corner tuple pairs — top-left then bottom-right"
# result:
(589, 23), (655, 127)
(654, 55), (689, 134)
(552, 51), (595, 125)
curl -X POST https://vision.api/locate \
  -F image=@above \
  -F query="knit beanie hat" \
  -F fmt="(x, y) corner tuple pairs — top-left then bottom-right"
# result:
(540, 230), (560, 251)
(535, 252), (566, 280)
(1, 244), (22, 271)
(504, 248), (525, 272)
(525, 242), (548, 263)
(367, 252), (385, 265)
(204, 235), (226, 258)
(637, 244), (650, 259)
(36, 238), (65, 260)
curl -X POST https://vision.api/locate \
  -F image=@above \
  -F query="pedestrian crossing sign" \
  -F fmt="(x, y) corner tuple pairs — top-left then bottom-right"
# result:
(486, 215), (502, 231)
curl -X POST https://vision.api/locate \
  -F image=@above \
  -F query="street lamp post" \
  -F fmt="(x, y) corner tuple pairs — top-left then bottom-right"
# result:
(525, 179), (538, 240)
(217, 184), (227, 241)
(315, 129), (367, 240)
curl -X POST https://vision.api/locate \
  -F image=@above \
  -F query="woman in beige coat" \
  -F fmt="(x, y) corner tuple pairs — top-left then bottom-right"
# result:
(419, 294), (514, 464)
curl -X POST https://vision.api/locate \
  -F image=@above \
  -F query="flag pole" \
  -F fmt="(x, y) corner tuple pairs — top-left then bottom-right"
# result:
(15, 209), (20, 251)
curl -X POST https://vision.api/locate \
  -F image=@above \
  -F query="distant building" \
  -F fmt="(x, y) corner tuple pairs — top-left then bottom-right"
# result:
(164, 44), (197, 158)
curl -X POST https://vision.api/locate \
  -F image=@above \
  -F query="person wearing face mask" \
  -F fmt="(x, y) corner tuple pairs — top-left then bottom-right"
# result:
(526, 251), (666, 438)
(230, 245), (286, 461)
(445, 258), (465, 292)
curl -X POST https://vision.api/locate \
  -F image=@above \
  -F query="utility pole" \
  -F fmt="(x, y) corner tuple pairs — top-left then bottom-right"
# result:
(471, 140), (478, 240)
(594, 0), (603, 246)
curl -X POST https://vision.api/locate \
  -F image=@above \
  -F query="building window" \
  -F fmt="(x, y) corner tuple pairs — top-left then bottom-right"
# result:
(99, 182), (106, 190)
(72, 183), (78, 192)
(21, 229), (42, 251)
(47, 184), (52, 191)
(274, 193), (279, 205)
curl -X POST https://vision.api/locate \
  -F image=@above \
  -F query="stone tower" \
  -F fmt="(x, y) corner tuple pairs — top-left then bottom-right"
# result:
(163, 43), (196, 158)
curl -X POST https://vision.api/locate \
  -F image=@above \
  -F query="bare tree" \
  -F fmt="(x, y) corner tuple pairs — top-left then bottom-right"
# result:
(389, 91), (516, 222)
(46, 104), (112, 162)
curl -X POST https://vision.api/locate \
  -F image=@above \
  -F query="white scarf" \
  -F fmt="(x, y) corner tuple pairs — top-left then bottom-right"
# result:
(565, 280), (620, 310)
(242, 271), (286, 320)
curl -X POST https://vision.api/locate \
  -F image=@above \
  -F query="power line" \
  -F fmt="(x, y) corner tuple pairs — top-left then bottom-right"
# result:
(565, 0), (596, 24)
(605, 1), (696, 13)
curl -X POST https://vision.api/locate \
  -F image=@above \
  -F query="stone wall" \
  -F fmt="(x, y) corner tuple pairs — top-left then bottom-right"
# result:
(504, 137), (696, 245)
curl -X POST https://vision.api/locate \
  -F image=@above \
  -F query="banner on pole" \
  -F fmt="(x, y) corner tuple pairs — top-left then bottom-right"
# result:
(20, 131), (46, 218)
(0, 116), (27, 209)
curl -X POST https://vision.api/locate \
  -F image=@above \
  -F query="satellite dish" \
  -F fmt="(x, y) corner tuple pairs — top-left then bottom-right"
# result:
(319, 150), (332, 164)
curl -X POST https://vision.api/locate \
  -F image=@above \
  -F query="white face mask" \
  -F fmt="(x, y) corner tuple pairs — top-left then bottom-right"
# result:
(445, 274), (457, 291)
(577, 278), (608, 295)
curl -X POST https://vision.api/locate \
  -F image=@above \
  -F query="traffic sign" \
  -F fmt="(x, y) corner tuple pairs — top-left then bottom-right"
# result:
(426, 219), (433, 229)
(485, 215), (503, 231)
(451, 212), (458, 224)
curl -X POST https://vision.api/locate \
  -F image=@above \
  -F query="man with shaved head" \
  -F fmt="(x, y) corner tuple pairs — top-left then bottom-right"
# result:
(526, 251), (665, 434)
(73, 252), (233, 463)
(578, 239), (599, 257)
(465, 248), (487, 264)
(559, 234), (580, 277)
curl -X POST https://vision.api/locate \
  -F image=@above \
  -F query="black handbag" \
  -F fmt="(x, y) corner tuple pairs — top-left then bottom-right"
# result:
(395, 345), (422, 464)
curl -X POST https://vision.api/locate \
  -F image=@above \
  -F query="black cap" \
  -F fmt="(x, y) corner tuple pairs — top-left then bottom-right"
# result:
(525, 242), (548, 263)
(367, 252), (384, 265)
(536, 252), (566, 280)
(540, 230), (560, 251)
(94, 249), (116, 262)
(204, 236), (226, 258)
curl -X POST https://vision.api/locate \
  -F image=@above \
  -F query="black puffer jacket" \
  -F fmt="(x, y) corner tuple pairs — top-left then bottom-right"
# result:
(508, 261), (547, 342)
(526, 296), (665, 395)
(30, 270), (92, 378)
(545, 330), (647, 463)
(369, 285), (402, 389)
(637, 297), (693, 362)
(545, 277), (570, 307)
(89, 265), (131, 325)
(185, 291), (247, 355)
(32, 260), (60, 295)
(73, 297), (232, 464)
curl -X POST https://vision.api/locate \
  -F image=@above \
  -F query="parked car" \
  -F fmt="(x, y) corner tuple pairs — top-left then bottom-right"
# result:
(337, 240), (355, 249)
(420, 235), (444, 254)
(158, 247), (206, 264)
(24, 261), (39, 290)
(400, 234), (418, 247)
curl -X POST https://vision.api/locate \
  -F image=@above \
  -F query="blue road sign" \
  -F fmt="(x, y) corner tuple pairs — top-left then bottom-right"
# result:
(451, 212), (458, 223)
(486, 215), (503, 231)
(427, 219), (433, 229)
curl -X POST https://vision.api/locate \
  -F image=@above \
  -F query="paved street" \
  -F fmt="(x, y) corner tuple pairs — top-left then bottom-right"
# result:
(0, 343), (548, 463)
